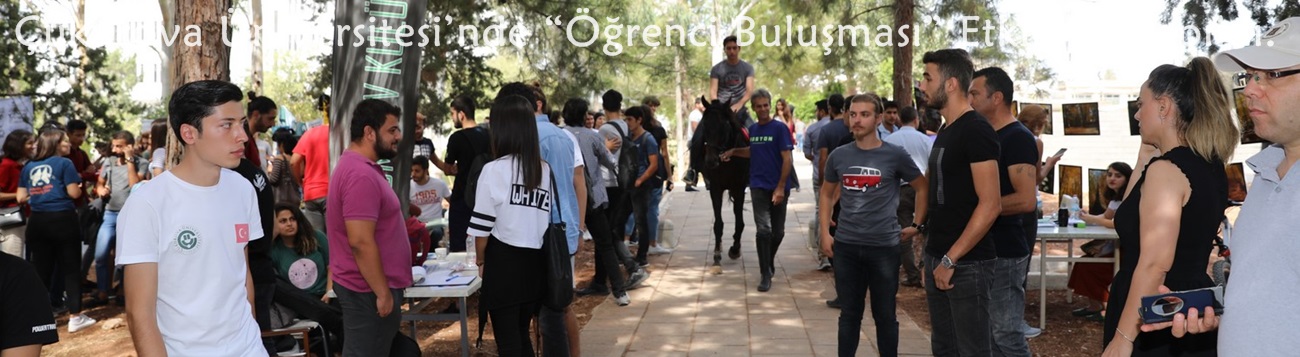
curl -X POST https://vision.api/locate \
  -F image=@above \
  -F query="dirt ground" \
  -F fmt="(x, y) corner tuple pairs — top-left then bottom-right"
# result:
(42, 242), (1106, 357)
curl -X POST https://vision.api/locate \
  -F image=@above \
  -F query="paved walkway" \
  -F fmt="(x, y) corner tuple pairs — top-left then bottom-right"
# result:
(579, 161), (933, 357)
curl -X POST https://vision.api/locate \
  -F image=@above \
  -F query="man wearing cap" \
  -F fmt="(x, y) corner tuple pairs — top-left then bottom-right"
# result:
(1141, 17), (1300, 356)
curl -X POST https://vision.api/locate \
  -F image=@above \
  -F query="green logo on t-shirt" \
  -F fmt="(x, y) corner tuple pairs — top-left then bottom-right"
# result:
(175, 228), (201, 252)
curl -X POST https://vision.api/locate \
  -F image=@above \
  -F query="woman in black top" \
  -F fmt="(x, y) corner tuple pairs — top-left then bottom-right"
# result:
(1102, 57), (1238, 356)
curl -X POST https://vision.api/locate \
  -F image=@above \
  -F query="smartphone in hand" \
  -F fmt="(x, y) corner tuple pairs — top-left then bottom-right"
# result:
(1052, 148), (1068, 158)
(1139, 286), (1224, 324)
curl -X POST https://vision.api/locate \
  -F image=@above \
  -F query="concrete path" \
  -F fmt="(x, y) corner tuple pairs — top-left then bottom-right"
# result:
(579, 161), (933, 357)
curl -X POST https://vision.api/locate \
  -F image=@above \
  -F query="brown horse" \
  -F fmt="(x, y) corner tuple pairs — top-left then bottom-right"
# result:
(698, 98), (749, 274)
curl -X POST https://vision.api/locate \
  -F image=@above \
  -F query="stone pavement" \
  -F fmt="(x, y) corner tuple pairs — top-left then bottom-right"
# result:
(579, 161), (933, 357)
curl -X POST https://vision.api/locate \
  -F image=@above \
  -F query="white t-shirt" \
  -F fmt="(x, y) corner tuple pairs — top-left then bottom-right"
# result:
(561, 129), (586, 168)
(149, 147), (166, 171)
(466, 156), (552, 249)
(256, 139), (272, 165)
(410, 177), (451, 222)
(115, 170), (265, 357)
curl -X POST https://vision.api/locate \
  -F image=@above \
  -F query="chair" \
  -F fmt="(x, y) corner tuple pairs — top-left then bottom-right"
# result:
(262, 319), (327, 357)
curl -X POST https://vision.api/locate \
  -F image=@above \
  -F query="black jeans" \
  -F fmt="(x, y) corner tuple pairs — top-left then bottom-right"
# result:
(539, 306), (570, 357)
(834, 241), (900, 357)
(28, 210), (84, 314)
(273, 278), (344, 347)
(632, 187), (652, 263)
(587, 205), (626, 294)
(924, 254), (995, 357)
(335, 284), (403, 357)
(896, 185), (921, 284)
(448, 199), (471, 252)
(255, 282), (277, 355)
(490, 301), (539, 357)
(750, 188), (788, 278)
(605, 187), (639, 274)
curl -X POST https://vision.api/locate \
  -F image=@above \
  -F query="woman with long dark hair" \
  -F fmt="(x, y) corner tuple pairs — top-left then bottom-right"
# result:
(1102, 57), (1237, 356)
(269, 203), (343, 352)
(18, 128), (96, 332)
(1069, 161), (1133, 322)
(1, 129), (34, 257)
(467, 94), (551, 357)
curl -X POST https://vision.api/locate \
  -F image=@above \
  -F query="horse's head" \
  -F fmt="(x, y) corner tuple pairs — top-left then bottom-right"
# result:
(700, 97), (742, 150)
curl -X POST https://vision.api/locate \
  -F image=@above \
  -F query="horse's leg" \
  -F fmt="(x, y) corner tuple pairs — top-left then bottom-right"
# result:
(727, 187), (745, 260)
(707, 186), (728, 273)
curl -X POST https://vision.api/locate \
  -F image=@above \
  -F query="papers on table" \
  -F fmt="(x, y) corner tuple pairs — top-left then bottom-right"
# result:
(414, 266), (476, 287)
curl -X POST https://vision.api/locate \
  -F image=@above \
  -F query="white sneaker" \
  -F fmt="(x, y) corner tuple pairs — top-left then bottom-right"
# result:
(648, 246), (673, 255)
(614, 292), (630, 306)
(582, 230), (593, 241)
(68, 314), (97, 333)
(1022, 322), (1042, 339)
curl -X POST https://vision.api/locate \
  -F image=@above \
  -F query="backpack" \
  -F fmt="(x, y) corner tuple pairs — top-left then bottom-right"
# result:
(605, 122), (640, 189)
(462, 127), (494, 206)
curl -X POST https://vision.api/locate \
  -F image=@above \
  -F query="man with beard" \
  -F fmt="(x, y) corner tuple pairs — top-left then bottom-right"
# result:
(443, 95), (490, 252)
(918, 48), (1002, 356)
(325, 99), (412, 357)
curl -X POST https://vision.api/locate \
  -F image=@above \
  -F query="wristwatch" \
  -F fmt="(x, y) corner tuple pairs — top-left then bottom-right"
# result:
(910, 222), (927, 234)
(940, 254), (956, 269)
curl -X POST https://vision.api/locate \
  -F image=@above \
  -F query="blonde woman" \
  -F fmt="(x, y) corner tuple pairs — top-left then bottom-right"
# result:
(1102, 57), (1238, 357)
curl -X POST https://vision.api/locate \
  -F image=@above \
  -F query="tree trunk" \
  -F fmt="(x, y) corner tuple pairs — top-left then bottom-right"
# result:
(158, 0), (174, 95)
(673, 49), (685, 180)
(892, 0), (914, 109)
(250, 0), (262, 93)
(167, 0), (232, 169)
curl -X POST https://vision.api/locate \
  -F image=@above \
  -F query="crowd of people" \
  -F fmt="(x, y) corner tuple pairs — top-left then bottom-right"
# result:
(5, 15), (1300, 357)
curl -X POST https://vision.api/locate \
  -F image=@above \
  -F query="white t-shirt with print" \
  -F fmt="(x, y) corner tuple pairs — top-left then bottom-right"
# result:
(410, 177), (451, 222)
(466, 156), (552, 249)
(115, 170), (265, 357)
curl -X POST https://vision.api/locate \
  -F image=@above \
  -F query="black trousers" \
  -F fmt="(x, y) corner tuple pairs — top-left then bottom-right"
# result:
(28, 210), (84, 314)
(489, 301), (539, 357)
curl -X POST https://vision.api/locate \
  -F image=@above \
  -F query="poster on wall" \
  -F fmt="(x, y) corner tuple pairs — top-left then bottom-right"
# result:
(1063, 102), (1101, 135)
(1021, 103), (1053, 134)
(1233, 89), (1264, 144)
(1059, 165), (1083, 202)
(1127, 100), (1141, 135)
(0, 97), (36, 156)
(1087, 168), (1108, 215)
(1040, 164), (1056, 194)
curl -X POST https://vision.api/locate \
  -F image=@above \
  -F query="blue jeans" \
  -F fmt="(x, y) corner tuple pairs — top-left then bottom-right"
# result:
(94, 210), (120, 295)
(834, 241), (900, 357)
(990, 256), (1032, 357)
(923, 254), (994, 357)
(630, 186), (662, 263)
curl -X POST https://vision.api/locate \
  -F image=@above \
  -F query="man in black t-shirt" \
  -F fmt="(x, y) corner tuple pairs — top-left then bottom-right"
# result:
(1, 252), (58, 355)
(919, 49), (1002, 356)
(443, 95), (491, 252)
(972, 67), (1043, 354)
(233, 158), (280, 355)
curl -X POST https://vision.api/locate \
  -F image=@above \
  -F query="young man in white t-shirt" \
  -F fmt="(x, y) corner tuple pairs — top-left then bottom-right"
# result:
(410, 155), (450, 244)
(116, 80), (266, 356)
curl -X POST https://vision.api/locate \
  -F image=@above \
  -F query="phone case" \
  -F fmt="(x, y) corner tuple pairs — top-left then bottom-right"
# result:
(1139, 286), (1224, 324)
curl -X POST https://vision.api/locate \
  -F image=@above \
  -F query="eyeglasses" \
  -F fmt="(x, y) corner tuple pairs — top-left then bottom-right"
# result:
(1235, 69), (1300, 85)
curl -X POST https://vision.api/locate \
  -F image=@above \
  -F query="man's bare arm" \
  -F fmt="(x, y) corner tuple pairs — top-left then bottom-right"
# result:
(1001, 163), (1038, 215)
(946, 161), (1002, 261)
(124, 263), (167, 357)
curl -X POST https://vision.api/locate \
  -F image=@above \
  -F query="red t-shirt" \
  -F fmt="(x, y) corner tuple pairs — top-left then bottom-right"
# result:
(0, 158), (21, 208)
(295, 125), (331, 201)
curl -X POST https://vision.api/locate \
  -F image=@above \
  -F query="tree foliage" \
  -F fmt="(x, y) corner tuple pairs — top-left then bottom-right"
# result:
(1162, 0), (1300, 53)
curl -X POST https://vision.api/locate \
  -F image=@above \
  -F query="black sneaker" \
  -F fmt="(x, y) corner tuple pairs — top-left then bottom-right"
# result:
(685, 186), (698, 192)
(576, 285), (610, 297)
(826, 299), (841, 309)
(757, 275), (772, 292)
(624, 269), (650, 290)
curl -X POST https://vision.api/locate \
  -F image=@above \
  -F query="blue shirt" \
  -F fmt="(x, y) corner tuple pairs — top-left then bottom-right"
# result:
(748, 120), (794, 191)
(19, 156), (81, 212)
(535, 114), (580, 254)
(633, 132), (661, 187)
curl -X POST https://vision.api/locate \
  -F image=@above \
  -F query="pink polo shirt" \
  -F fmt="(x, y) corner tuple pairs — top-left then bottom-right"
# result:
(326, 150), (413, 292)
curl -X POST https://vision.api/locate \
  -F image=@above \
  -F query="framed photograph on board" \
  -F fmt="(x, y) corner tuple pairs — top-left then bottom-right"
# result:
(1059, 165), (1083, 203)
(1021, 103), (1053, 135)
(1127, 100), (1141, 135)
(1040, 164), (1056, 194)
(1088, 168), (1108, 215)
(1233, 89), (1264, 144)
(1227, 162), (1247, 203)
(1063, 103), (1101, 135)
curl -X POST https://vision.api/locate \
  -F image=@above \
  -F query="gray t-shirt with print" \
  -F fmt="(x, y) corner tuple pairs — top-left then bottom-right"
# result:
(710, 60), (754, 106)
(101, 156), (148, 211)
(823, 141), (922, 247)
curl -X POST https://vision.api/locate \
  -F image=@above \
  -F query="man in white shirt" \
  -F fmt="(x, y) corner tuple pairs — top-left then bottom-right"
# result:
(410, 155), (450, 242)
(117, 80), (266, 356)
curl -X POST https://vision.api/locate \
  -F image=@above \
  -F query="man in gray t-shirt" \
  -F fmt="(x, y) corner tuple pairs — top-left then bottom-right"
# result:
(710, 35), (756, 127)
(91, 131), (148, 303)
(816, 94), (929, 356)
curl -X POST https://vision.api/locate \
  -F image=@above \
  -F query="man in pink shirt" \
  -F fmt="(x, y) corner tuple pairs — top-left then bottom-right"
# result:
(326, 98), (412, 357)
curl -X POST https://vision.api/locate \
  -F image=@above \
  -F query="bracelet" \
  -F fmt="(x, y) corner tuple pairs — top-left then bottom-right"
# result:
(1116, 328), (1136, 343)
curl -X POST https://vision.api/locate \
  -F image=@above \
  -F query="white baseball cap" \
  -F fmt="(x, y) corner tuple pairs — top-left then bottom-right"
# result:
(1215, 17), (1300, 71)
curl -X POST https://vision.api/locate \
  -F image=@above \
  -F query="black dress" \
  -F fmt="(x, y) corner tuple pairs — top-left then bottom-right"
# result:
(1104, 147), (1224, 355)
